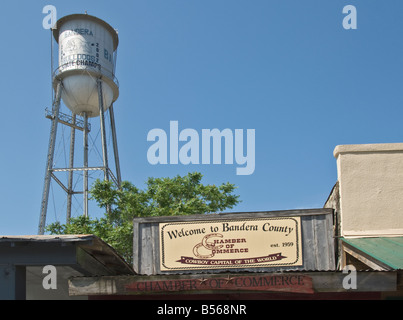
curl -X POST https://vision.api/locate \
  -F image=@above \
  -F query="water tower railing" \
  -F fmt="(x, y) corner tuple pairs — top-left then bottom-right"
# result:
(50, 166), (119, 187)
(45, 108), (91, 132)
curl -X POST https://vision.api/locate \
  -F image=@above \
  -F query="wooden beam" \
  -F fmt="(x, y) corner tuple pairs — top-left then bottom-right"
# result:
(69, 271), (397, 296)
(134, 208), (334, 224)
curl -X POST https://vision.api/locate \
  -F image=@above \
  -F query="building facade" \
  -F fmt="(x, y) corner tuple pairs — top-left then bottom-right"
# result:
(1, 143), (403, 300)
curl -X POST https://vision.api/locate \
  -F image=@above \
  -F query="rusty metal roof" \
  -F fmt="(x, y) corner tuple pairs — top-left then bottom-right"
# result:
(0, 234), (135, 275)
(0, 234), (94, 242)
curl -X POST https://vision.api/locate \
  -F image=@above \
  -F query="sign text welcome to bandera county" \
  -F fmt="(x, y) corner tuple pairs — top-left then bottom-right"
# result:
(159, 217), (303, 271)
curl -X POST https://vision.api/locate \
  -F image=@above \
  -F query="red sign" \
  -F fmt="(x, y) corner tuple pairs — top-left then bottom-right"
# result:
(125, 274), (313, 294)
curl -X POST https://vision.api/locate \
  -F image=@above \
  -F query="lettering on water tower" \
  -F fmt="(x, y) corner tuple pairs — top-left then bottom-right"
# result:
(60, 29), (102, 72)
(57, 20), (116, 77)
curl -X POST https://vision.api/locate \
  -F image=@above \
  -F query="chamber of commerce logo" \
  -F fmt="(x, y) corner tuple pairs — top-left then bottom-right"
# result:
(193, 233), (223, 259)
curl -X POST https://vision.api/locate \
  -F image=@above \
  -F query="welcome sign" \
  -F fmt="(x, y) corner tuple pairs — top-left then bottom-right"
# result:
(159, 217), (303, 271)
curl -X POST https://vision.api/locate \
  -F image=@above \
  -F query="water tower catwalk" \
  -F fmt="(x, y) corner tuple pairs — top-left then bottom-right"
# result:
(39, 14), (121, 235)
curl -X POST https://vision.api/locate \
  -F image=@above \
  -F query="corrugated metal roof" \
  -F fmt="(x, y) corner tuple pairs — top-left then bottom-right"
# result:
(0, 234), (135, 275)
(0, 234), (93, 242)
(342, 237), (403, 270)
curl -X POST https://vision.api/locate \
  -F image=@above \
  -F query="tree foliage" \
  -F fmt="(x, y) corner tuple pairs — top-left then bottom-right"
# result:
(46, 172), (240, 263)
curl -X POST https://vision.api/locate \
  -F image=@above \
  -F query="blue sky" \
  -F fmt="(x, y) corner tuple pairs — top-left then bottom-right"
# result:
(1, 0), (403, 235)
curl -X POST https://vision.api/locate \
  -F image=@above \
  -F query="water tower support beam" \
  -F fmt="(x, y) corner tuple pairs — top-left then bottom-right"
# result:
(97, 78), (110, 182)
(66, 114), (76, 224)
(109, 104), (122, 187)
(83, 112), (89, 218)
(38, 80), (63, 235)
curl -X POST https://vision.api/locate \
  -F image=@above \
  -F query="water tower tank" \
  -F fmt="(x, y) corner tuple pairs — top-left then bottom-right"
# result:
(52, 14), (119, 117)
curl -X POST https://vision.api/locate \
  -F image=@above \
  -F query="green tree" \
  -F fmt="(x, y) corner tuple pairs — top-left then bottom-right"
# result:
(46, 172), (240, 263)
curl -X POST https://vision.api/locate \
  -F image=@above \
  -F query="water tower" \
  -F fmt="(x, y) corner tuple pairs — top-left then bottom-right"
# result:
(39, 14), (121, 234)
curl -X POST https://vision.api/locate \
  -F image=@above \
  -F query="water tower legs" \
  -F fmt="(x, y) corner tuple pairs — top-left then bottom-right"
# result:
(97, 78), (110, 182)
(83, 112), (89, 218)
(66, 114), (76, 224)
(109, 104), (122, 187)
(39, 80), (63, 235)
(38, 78), (122, 235)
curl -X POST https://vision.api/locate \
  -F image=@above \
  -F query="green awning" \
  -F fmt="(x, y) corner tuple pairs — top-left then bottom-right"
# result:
(342, 237), (403, 270)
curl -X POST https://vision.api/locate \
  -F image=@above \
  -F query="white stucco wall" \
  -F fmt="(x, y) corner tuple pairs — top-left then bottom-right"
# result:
(334, 143), (403, 238)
